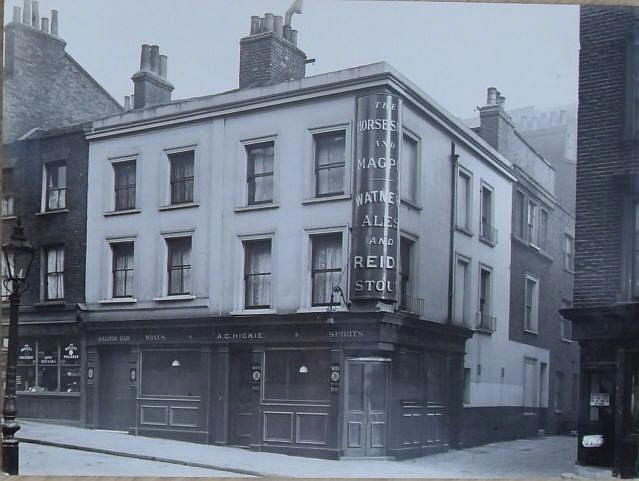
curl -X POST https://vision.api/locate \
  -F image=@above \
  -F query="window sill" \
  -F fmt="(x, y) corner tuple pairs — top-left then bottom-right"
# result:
(159, 202), (199, 212)
(296, 306), (348, 314)
(98, 298), (138, 304)
(400, 198), (423, 211)
(234, 203), (279, 213)
(475, 327), (495, 335)
(455, 225), (474, 237)
(2, 216), (17, 220)
(230, 308), (277, 315)
(564, 268), (575, 275)
(153, 295), (196, 302)
(104, 209), (141, 217)
(479, 235), (498, 247)
(561, 338), (573, 344)
(34, 300), (65, 307)
(301, 194), (350, 205)
(36, 209), (69, 216)
(17, 391), (80, 397)
(524, 329), (539, 335)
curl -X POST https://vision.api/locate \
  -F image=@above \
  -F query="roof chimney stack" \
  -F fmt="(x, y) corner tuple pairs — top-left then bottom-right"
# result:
(131, 44), (174, 108)
(477, 87), (515, 153)
(239, 1), (307, 89)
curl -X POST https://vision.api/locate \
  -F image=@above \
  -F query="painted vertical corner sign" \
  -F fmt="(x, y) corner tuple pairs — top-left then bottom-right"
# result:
(350, 93), (402, 301)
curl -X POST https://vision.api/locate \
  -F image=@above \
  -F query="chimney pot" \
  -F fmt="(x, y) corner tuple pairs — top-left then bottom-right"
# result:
(264, 13), (274, 32)
(497, 95), (506, 108)
(41, 17), (49, 33)
(159, 54), (168, 79)
(130, 94), (135, 107)
(140, 44), (152, 71)
(250, 16), (260, 34)
(289, 29), (298, 46)
(31, 1), (39, 28)
(274, 15), (283, 36)
(12, 6), (21, 23)
(150, 45), (160, 74)
(559, 110), (567, 124)
(283, 24), (291, 41)
(50, 9), (59, 35)
(486, 87), (497, 105)
(124, 96), (131, 110)
(22, 0), (30, 25)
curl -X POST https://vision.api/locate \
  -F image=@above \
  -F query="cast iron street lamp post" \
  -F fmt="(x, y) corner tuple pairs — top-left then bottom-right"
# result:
(2, 219), (35, 475)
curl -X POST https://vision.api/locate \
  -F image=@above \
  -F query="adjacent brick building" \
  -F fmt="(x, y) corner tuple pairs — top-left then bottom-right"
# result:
(2, 2), (122, 422)
(562, 6), (639, 478)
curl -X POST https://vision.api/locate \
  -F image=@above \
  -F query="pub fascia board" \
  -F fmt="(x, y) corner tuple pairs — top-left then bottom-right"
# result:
(87, 62), (514, 181)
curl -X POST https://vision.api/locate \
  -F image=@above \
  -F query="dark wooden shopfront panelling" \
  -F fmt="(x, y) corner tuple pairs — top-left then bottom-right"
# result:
(344, 359), (389, 457)
(99, 347), (133, 430)
(229, 350), (256, 446)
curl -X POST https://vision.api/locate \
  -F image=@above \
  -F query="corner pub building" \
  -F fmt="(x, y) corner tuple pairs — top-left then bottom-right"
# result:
(79, 11), (519, 459)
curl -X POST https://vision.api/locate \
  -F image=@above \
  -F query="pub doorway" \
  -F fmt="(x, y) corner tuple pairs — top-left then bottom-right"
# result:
(343, 358), (390, 457)
(229, 350), (255, 447)
(98, 347), (133, 431)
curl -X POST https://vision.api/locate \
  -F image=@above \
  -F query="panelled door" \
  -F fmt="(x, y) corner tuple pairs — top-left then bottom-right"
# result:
(99, 347), (132, 431)
(344, 359), (389, 457)
(229, 351), (255, 447)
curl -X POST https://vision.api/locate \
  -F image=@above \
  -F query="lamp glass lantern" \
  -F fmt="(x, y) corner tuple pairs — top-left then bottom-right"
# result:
(2, 219), (35, 291)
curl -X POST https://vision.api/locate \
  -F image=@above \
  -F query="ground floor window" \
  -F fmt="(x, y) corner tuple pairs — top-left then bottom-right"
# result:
(264, 349), (330, 402)
(17, 338), (80, 392)
(141, 350), (202, 398)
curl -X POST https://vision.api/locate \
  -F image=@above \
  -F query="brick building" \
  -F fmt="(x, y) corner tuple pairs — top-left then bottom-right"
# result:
(562, 6), (639, 478)
(2, 2), (122, 422)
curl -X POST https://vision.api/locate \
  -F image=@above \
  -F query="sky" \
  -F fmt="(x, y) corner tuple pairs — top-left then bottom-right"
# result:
(5, 0), (580, 119)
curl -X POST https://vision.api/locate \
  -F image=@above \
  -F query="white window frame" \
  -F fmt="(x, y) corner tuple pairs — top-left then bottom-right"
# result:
(155, 231), (195, 301)
(477, 263), (494, 331)
(41, 160), (67, 212)
(106, 237), (137, 302)
(453, 252), (471, 326)
(539, 208), (550, 251)
(238, 136), (278, 209)
(523, 356), (539, 410)
(107, 155), (139, 213)
(400, 129), (421, 207)
(299, 226), (349, 312)
(564, 233), (575, 272)
(398, 231), (419, 313)
(41, 245), (64, 301)
(456, 166), (473, 233)
(479, 180), (497, 245)
(524, 273), (539, 333)
(306, 124), (351, 202)
(162, 145), (198, 208)
(235, 233), (276, 314)
(527, 199), (539, 248)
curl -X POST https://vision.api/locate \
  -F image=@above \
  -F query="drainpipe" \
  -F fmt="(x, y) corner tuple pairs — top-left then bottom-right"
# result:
(447, 142), (459, 324)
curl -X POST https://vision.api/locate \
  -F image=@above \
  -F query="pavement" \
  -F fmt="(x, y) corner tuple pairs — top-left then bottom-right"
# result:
(15, 420), (610, 478)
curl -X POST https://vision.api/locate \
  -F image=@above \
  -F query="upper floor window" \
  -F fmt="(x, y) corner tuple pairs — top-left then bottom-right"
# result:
(246, 142), (274, 205)
(513, 190), (526, 239)
(314, 131), (345, 197)
(112, 242), (134, 298)
(454, 254), (471, 326)
(527, 200), (538, 246)
(564, 234), (575, 271)
(1, 253), (13, 302)
(311, 233), (342, 306)
(44, 245), (64, 300)
(45, 161), (66, 211)
(456, 169), (472, 231)
(398, 237), (415, 311)
(633, 203), (639, 299)
(539, 209), (549, 252)
(524, 274), (539, 333)
(478, 265), (494, 331)
(167, 237), (192, 296)
(480, 184), (497, 245)
(244, 239), (271, 309)
(114, 160), (136, 211)
(2, 172), (14, 217)
(401, 134), (419, 204)
(169, 151), (194, 205)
